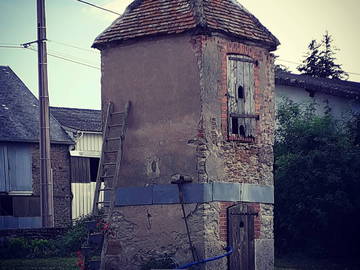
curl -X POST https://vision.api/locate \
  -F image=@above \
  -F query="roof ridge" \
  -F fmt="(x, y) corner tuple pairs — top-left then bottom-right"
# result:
(190, 0), (206, 27)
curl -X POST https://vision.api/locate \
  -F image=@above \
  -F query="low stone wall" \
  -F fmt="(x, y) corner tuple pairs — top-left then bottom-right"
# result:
(0, 227), (68, 241)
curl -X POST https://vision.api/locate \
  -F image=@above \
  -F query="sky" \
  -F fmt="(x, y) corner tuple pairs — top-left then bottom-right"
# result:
(0, 0), (359, 110)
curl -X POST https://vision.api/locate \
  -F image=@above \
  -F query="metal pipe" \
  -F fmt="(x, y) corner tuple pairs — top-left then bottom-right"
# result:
(175, 247), (233, 269)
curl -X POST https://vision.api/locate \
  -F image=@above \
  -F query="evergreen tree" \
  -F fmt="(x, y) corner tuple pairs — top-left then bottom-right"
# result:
(297, 31), (348, 80)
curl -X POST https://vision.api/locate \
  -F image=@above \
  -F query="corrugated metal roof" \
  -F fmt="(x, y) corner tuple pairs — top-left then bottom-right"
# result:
(93, 0), (279, 50)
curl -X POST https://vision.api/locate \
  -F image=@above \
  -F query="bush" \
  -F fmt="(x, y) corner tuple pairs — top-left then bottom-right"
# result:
(53, 217), (89, 257)
(0, 215), (92, 259)
(274, 99), (360, 257)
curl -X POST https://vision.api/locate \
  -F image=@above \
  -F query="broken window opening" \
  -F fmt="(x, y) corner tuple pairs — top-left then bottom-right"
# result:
(239, 125), (246, 137)
(231, 117), (239, 134)
(238, 85), (244, 99)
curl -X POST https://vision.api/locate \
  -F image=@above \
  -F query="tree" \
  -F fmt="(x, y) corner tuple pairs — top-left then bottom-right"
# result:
(275, 64), (290, 73)
(297, 31), (348, 80)
(274, 99), (360, 257)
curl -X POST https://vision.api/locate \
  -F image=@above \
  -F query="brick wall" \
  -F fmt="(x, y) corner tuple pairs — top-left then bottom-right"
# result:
(32, 144), (72, 227)
(191, 35), (275, 186)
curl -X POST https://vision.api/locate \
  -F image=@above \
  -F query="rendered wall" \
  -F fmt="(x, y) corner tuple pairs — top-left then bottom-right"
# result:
(100, 33), (275, 270)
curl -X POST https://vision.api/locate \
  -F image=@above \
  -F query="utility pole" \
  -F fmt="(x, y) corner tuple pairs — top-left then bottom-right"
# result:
(37, 0), (54, 227)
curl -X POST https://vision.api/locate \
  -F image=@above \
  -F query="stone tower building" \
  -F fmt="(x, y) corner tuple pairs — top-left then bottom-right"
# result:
(93, 0), (279, 269)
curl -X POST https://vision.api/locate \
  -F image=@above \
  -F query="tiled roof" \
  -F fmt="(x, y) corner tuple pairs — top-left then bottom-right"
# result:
(93, 0), (279, 50)
(0, 66), (73, 144)
(276, 71), (360, 100)
(50, 107), (102, 132)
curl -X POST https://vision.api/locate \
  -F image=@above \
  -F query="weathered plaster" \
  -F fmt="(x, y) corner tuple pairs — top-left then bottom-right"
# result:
(100, 33), (275, 269)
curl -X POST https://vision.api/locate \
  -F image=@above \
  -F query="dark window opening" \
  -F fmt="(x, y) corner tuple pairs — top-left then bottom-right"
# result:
(239, 125), (246, 137)
(231, 117), (239, 134)
(238, 85), (244, 99)
(0, 196), (13, 216)
(90, 158), (100, 182)
(151, 161), (157, 173)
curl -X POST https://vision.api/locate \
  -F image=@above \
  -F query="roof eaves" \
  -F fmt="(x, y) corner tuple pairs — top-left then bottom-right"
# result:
(275, 72), (360, 99)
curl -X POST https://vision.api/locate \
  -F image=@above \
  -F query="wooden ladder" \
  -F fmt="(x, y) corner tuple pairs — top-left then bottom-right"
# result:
(92, 101), (131, 217)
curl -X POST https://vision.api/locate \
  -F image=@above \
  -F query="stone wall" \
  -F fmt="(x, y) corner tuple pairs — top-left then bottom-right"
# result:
(32, 144), (72, 227)
(0, 227), (67, 240)
(101, 33), (275, 270)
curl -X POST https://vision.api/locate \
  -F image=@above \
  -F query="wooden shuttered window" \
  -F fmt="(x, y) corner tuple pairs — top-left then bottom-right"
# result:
(227, 55), (258, 141)
(0, 143), (32, 192)
(71, 157), (91, 183)
(70, 157), (99, 183)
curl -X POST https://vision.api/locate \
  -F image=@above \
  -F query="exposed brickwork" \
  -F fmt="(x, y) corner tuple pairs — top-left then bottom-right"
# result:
(100, 32), (275, 270)
(32, 144), (72, 227)
(219, 202), (261, 242)
(192, 35), (275, 186)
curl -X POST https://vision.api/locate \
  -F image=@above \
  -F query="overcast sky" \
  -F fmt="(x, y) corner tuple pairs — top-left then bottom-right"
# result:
(1, 0), (359, 109)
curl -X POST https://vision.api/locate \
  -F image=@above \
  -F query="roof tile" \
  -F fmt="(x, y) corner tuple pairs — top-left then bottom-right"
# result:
(93, 0), (279, 49)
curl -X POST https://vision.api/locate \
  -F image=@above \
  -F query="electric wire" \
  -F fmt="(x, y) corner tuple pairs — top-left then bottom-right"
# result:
(0, 43), (100, 70)
(45, 47), (99, 66)
(1, 42), (359, 76)
(26, 46), (100, 70)
(0, 45), (24, 49)
(73, 0), (121, 15)
(277, 58), (360, 76)
(47, 39), (99, 54)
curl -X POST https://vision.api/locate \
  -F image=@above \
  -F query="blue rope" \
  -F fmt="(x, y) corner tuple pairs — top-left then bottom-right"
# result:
(175, 246), (233, 269)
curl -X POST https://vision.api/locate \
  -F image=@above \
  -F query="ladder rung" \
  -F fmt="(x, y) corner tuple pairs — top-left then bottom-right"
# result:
(100, 175), (115, 178)
(107, 137), (121, 141)
(109, 124), (123, 128)
(99, 188), (113, 191)
(104, 150), (118, 154)
(111, 112), (124, 116)
(103, 162), (116, 166)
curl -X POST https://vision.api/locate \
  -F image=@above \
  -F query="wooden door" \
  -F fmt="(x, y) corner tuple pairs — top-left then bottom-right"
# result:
(229, 204), (255, 270)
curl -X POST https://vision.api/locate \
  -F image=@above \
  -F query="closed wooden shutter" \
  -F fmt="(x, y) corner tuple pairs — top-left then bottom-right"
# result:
(227, 55), (257, 139)
(71, 156), (91, 183)
(229, 204), (256, 270)
(7, 144), (32, 191)
(13, 196), (41, 217)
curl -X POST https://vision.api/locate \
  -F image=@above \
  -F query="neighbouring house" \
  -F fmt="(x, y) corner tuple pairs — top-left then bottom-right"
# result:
(275, 71), (360, 118)
(92, 0), (279, 269)
(49, 107), (103, 220)
(0, 66), (73, 229)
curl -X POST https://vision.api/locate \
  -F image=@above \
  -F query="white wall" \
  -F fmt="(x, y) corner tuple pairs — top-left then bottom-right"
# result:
(275, 85), (360, 119)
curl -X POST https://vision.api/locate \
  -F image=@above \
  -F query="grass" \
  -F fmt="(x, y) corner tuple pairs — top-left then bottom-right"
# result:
(0, 257), (78, 270)
(275, 255), (360, 270)
(1, 255), (360, 270)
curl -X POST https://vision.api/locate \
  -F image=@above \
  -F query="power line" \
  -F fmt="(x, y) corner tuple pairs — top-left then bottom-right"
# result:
(26, 47), (100, 70)
(0, 45), (23, 48)
(277, 58), (360, 76)
(73, 0), (121, 15)
(0, 44), (100, 70)
(45, 47), (99, 66)
(0, 42), (21, 46)
(48, 39), (99, 54)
